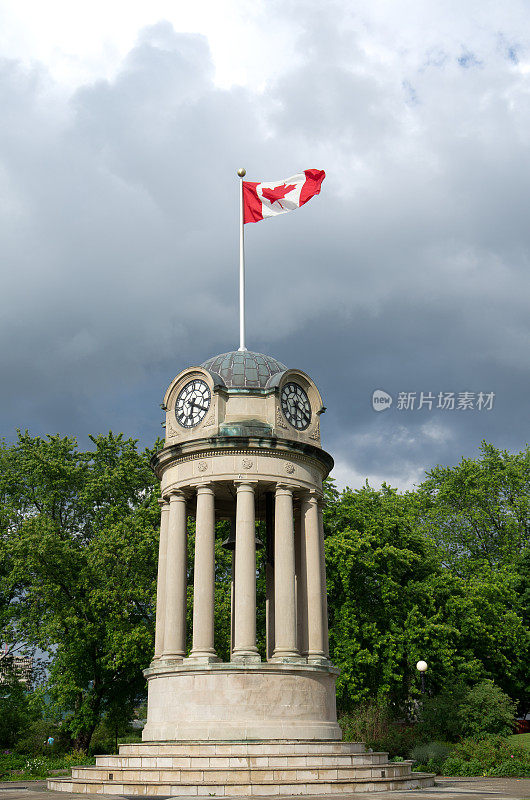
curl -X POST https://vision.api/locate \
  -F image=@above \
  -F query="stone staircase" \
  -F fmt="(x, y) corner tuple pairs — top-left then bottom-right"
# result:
(47, 740), (435, 796)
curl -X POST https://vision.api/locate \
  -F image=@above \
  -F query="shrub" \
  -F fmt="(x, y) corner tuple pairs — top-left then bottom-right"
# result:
(339, 701), (391, 744)
(418, 681), (517, 742)
(442, 735), (530, 777)
(62, 749), (94, 766)
(14, 719), (70, 755)
(416, 685), (467, 742)
(0, 750), (96, 781)
(339, 701), (418, 758)
(458, 681), (517, 738)
(0, 753), (27, 779)
(24, 757), (48, 777)
(411, 741), (453, 774)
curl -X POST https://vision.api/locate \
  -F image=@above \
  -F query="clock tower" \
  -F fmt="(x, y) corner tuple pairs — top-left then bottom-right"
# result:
(143, 348), (340, 740)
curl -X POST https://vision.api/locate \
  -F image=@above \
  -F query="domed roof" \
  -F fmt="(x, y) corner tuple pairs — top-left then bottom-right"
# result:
(201, 350), (287, 389)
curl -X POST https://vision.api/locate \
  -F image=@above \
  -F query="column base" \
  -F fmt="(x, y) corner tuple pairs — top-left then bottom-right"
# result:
(153, 655), (185, 667)
(184, 654), (221, 664)
(270, 652), (306, 664)
(231, 652), (262, 664)
(307, 655), (330, 666)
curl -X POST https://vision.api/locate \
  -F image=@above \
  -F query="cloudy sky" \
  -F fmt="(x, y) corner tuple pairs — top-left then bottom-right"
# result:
(1, 0), (529, 490)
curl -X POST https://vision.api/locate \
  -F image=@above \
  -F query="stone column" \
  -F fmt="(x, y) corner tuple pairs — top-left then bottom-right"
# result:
(162, 490), (188, 659)
(265, 491), (275, 661)
(295, 504), (308, 657)
(230, 547), (235, 657)
(318, 496), (330, 658)
(153, 497), (170, 660)
(232, 481), (260, 661)
(272, 484), (300, 660)
(189, 483), (218, 661)
(303, 491), (327, 663)
(266, 562), (275, 661)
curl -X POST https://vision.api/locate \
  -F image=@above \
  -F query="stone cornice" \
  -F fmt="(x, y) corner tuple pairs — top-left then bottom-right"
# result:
(144, 660), (340, 679)
(151, 436), (334, 479)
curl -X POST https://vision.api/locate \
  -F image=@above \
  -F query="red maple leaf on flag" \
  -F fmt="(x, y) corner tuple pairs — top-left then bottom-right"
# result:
(261, 183), (297, 207)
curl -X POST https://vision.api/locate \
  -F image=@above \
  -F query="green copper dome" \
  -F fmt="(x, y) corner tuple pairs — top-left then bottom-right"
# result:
(202, 350), (287, 389)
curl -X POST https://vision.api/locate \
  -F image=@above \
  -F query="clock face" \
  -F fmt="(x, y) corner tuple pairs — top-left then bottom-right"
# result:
(175, 380), (211, 428)
(281, 382), (311, 430)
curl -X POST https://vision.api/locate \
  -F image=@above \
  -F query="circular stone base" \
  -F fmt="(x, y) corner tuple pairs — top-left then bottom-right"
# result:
(142, 661), (341, 741)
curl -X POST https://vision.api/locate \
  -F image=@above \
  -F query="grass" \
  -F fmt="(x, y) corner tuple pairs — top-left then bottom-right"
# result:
(508, 733), (530, 751)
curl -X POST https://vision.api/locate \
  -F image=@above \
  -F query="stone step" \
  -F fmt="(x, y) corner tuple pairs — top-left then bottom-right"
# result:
(72, 762), (414, 782)
(95, 752), (389, 769)
(119, 741), (367, 756)
(48, 772), (435, 796)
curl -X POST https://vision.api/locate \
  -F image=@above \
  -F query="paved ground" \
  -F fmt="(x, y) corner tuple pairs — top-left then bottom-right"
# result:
(0, 778), (529, 800)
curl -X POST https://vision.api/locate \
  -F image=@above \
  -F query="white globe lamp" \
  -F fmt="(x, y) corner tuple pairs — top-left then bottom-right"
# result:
(416, 660), (428, 693)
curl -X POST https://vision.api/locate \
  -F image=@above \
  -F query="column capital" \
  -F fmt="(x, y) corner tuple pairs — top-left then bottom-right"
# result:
(158, 497), (170, 508)
(167, 488), (188, 502)
(275, 483), (297, 495)
(234, 479), (258, 491)
(191, 482), (215, 494)
(301, 489), (324, 505)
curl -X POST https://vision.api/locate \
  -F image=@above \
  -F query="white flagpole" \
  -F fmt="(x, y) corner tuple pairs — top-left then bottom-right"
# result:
(237, 167), (247, 351)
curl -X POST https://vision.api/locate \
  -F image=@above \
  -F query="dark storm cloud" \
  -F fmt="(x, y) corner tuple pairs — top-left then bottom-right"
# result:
(1, 14), (530, 488)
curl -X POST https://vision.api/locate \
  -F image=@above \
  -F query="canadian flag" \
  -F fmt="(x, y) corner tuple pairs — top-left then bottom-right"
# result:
(243, 169), (326, 223)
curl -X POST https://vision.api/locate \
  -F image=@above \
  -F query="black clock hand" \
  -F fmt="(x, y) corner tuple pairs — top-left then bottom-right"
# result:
(292, 399), (309, 424)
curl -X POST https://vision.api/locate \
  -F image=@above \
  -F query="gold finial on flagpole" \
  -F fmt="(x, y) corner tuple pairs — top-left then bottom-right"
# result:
(237, 168), (246, 177)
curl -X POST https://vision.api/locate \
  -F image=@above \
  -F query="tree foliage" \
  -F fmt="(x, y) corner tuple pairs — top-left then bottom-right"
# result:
(324, 475), (529, 714)
(0, 671), (36, 748)
(0, 431), (161, 751)
(418, 441), (530, 572)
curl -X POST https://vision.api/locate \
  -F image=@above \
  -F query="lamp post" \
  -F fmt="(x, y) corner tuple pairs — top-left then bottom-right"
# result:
(416, 660), (428, 694)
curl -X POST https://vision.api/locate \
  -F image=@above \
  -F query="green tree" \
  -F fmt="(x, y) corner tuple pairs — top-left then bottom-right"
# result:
(0, 431), (161, 752)
(324, 482), (443, 710)
(0, 670), (34, 748)
(418, 442), (530, 573)
(324, 481), (529, 713)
